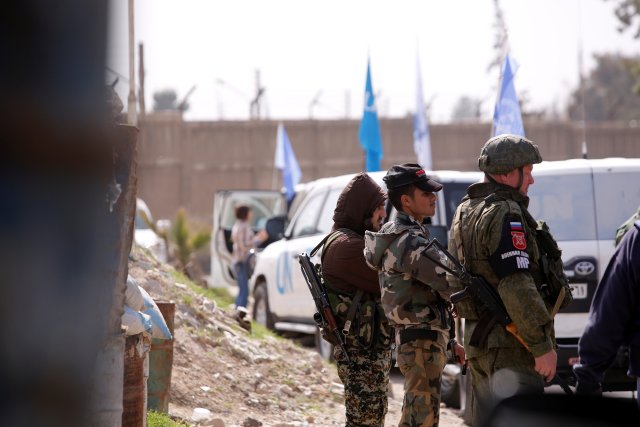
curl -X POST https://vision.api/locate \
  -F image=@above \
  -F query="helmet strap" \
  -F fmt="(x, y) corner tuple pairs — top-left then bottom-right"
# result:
(485, 169), (524, 191)
(516, 167), (524, 190)
(484, 172), (498, 184)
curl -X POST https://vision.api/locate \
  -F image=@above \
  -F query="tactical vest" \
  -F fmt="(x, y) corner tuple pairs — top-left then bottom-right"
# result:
(450, 193), (572, 323)
(316, 229), (392, 350)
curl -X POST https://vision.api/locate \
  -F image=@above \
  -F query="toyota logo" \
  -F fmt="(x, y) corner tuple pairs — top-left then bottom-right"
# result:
(575, 261), (595, 276)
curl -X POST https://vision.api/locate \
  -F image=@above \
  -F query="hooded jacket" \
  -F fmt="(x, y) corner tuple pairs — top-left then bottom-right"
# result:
(322, 173), (386, 296)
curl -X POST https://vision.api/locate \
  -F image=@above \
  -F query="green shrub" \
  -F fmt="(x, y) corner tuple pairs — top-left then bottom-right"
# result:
(170, 208), (211, 273)
(146, 410), (188, 426)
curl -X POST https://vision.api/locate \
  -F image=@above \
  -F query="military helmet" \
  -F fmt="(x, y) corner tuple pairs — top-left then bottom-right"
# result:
(478, 134), (542, 174)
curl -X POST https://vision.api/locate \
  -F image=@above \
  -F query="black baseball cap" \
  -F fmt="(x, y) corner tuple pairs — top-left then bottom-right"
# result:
(383, 163), (443, 192)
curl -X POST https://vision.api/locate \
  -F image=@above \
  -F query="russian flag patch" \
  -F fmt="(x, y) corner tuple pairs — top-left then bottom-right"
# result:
(510, 222), (523, 231)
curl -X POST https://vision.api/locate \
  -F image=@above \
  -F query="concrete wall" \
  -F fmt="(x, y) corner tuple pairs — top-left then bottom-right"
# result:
(137, 112), (640, 222)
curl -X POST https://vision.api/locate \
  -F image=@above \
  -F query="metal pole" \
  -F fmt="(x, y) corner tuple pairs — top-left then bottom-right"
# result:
(138, 42), (145, 119)
(127, 0), (137, 125)
(578, 1), (588, 159)
(255, 69), (261, 119)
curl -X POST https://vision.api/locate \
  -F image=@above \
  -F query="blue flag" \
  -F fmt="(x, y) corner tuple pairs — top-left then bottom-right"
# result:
(413, 56), (433, 170)
(358, 59), (383, 172)
(493, 53), (525, 137)
(275, 123), (302, 201)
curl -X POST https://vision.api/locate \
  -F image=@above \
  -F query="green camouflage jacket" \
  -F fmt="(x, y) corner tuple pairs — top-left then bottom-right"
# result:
(364, 211), (451, 332)
(448, 181), (555, 358)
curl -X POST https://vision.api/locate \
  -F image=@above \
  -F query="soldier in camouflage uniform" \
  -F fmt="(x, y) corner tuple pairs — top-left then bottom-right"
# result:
(364, 164), (465, 427)
(322, 172), (392, 427)
(448, 134), (571, 426)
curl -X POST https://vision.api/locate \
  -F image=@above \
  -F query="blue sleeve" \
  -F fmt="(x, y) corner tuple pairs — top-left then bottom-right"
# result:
(577, 224), (640, 380)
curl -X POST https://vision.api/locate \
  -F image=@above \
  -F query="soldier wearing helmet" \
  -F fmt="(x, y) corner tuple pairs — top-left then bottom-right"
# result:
(448, 134), (571, 426)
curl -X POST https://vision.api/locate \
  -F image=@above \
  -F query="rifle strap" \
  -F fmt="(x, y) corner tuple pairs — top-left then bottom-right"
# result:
(550, 287), (566, 318)
(456, 193), (501, 270)
(310, 228), (349, 258)
(469, 313), (498, 348)
(342, 289), (364, 336)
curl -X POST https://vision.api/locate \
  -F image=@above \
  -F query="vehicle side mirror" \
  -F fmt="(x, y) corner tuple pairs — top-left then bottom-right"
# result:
(427, 224), (448, 246)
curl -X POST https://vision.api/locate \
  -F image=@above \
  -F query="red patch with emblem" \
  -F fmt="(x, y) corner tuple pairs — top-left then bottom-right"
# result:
(416, 169), (425, 177)
(511, 231), (527, 250)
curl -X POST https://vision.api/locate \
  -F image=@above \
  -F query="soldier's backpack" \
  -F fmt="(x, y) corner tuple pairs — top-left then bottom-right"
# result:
(312, 229), (390, 350)
(309, 230), (364, 347)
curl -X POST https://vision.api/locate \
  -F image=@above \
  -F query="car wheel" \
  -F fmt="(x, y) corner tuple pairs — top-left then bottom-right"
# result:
(252, 281), (274, 329)
(441, 364), (461, 409)
(314, 328), (334, 362)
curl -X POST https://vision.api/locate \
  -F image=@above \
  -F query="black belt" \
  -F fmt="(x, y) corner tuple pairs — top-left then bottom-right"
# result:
(398, 329), (438, 345)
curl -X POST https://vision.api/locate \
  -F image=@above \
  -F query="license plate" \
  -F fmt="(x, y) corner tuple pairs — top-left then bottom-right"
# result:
(569, 283), (587, 299)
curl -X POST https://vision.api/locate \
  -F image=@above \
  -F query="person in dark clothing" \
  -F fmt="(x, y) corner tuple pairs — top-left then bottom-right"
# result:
(574, 220), (640, 406)
(321, 172), (392, 427)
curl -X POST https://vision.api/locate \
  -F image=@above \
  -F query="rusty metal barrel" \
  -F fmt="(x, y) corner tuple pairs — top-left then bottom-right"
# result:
(147, 301), (176, 413)
(122, 334), (146, 427)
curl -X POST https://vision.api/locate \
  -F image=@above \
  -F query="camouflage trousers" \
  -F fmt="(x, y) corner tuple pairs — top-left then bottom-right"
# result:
(334, 344), (392, 427)
(469, 346), (544, 427)
(396, 338), (447, 427)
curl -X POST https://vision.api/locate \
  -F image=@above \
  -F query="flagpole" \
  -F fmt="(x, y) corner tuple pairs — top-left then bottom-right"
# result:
(490, 0), (509, 138)
(271, 165), (278, 190)
(490, 43), (510, 138)
(358, 56), (383, 172)
(273, 123), (302, 200)
(272, 124), (279, 190)
(578, 1), (588, 159)
(414, 51), (433, 170)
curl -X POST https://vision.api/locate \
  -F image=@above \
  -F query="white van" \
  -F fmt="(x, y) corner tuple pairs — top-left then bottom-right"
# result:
(527, 157), (640, 390)
(209, 170), (483, 357)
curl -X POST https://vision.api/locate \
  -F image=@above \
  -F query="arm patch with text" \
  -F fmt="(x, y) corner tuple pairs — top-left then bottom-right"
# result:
(488, 214), (531, 279)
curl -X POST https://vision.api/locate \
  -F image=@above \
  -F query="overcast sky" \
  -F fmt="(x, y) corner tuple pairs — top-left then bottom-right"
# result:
(107, 0), (639, 123)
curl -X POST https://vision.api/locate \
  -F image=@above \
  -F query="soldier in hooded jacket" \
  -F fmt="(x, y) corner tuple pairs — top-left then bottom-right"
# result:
(322, 172), (392, 427)
(447, 134), (572, 426)
(364, 163), (465, 427)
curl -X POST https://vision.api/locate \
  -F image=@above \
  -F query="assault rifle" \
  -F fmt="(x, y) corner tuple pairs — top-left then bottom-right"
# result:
(298, 252), (350, 363)
(422, 238), (573, 394)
